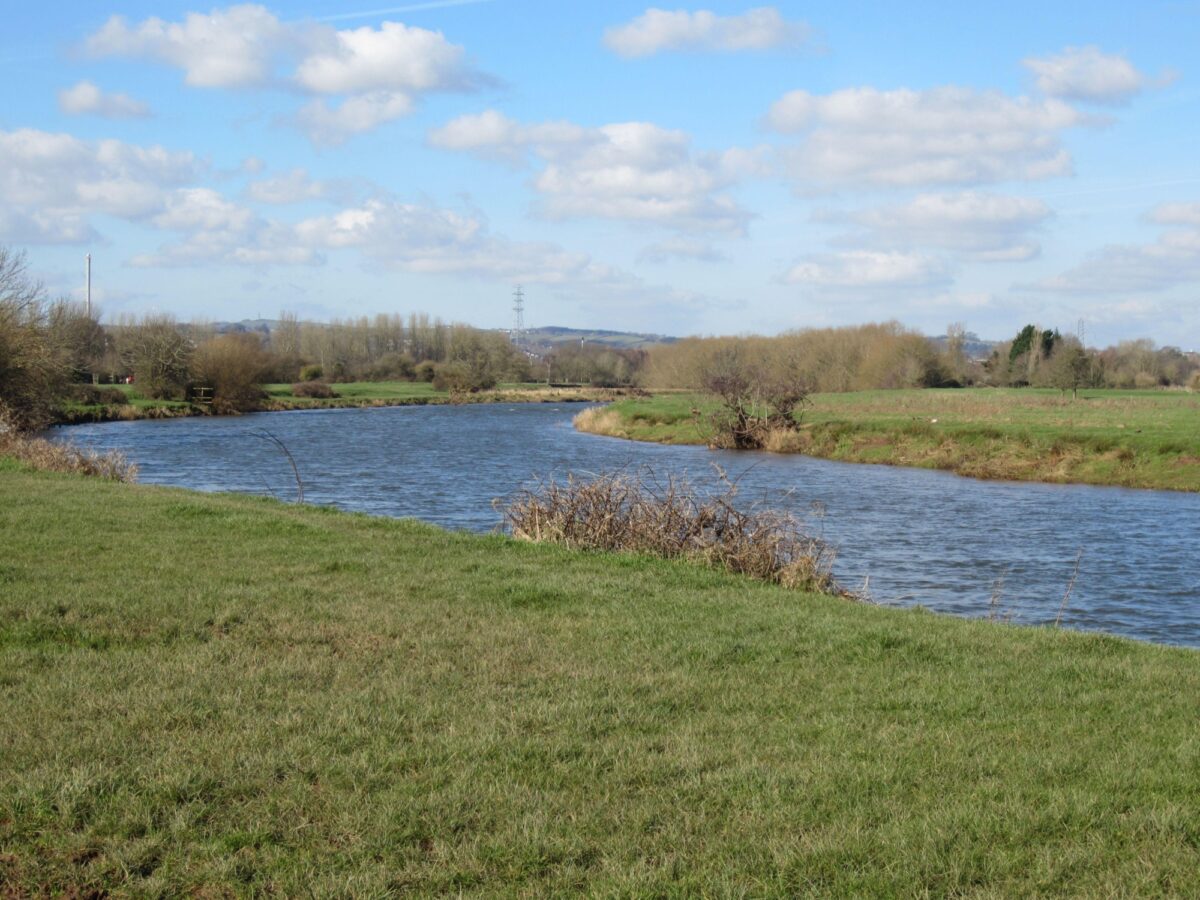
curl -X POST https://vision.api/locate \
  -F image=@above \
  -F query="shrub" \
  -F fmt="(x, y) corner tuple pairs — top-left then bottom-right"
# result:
(0, 247), (65, 431)
(500, 469), (840, 593)
(414, 360), (437, 382)
(64, 384), (129, 406)
(299, 364), (324, 382)
(191, 333), (271, 412)
(291, 381), (338, 399)
(360, 353), (416, 381)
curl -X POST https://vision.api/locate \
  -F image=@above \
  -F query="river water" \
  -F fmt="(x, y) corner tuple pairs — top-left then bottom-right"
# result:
(55, 403), (1200, 647)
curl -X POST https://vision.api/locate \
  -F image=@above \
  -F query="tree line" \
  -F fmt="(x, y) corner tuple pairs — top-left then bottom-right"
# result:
(3, 240), (1196, 434)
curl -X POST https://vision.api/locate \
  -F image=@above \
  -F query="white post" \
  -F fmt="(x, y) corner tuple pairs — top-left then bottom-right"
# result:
(85, 253), (92, 319)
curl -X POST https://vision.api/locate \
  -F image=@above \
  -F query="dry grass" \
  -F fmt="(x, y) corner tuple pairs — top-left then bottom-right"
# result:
(0, 415), (136, 481)
(572, 406), (628, 437)
(500, 468), (839, 593)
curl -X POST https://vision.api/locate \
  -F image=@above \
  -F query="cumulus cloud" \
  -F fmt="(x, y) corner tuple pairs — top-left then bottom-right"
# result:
(428, 109), (587, 164)
(1035, 230), (1200, 295)
(638, 237), (726, 263)
(766, 86), (1086, 187)
(780, 250), (951, 289)
(293, 92), (415, 145)
(245, 168), (337, 204)
(85, 4), (290, 88)
(84, 5), (490, 142)
(430, 110), (752, 233)
(58, 81), (152, 119)
(134, 187), (321, 267)
(1023, 46), (1155, 105)
(1148, 202), (1200, 226)
(294, 20), (481, 94)
(293, 198), (601, 281)
(821, 192), (1053, 261)
(0, 127), (197, 243)
(604, 7), (810, 57)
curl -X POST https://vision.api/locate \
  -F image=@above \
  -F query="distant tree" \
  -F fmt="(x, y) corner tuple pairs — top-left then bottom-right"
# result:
(119, 316), (193, 400)
(192, 332), (272, 412)
(1047, 339), (1094, 399)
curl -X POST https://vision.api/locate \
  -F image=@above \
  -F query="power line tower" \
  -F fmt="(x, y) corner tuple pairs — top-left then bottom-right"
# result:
(511, 284), (525, 347)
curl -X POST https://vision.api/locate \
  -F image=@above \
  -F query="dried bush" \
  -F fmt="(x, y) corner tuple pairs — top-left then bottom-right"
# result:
(500, 468), (840, 593)
(64, 384), (129, 406)
(0, 411), (136, 482)
(0, 247), (66, 431)
(192, 332), (272, 412)
(292, 380), (338, 398)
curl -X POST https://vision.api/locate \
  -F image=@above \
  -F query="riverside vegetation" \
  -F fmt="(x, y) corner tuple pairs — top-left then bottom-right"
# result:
(4, 460), (1200, 893)
(576, 388), (1200, 492)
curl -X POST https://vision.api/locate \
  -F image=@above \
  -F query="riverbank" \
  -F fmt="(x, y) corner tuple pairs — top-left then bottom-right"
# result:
(55, 381), (627, 424)
(4, 464), (1200, 894)
(576, 388), (1200, 492)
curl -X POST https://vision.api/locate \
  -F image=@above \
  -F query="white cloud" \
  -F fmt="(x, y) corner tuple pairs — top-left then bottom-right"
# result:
(152, 188), (255, 232)
(293, 198), (601, 281)
(134, 188), (321, 267)
(430, 111), (751, 233)
(0, 128), (197, 243)
(58, 81), (152, 119)
(822, 192), (1052, 261)
(245, 168), (335, 204)
(1035, 229), (1200, 295)
(1148, 202), (1200, 226)
(781, 250), (951, 288)
(85, 4), (290, 88)
(638, 237), (726, 263)
(766, 86), (1086, 187)
(83, 6), (490, 142)
(1023, 46), (1151, 105)
(604, 7), (810, 57)
(0, 209), (97, 245)
(294, 20), (479, 94)
(294, 92), (414, 145)
(428, 109), (587, 164)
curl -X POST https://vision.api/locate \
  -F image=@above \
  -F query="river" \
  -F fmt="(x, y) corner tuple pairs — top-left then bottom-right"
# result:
(55, 403), (1200, 647)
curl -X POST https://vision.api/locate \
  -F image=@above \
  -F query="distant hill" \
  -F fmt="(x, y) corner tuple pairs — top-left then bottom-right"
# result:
(517, 326), (678, 351)
(929, 332), (997, 360)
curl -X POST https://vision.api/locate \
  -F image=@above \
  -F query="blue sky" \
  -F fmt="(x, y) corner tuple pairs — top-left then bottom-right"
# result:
(2, 2), (1199, 346)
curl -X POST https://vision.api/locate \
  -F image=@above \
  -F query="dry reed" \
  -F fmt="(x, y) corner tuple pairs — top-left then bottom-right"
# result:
(0, 413), (137, 482)
(500, 468), (840, 593)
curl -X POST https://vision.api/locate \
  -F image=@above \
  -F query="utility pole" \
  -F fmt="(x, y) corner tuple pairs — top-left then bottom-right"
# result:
(85, 253), (92, 319)
(511, 284), (525, 347)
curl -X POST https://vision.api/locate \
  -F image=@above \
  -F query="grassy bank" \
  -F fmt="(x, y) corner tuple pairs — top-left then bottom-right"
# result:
(57, 381), (623, 423)
(4, 465), (1200, 894)
(577, 388), (1200, 492)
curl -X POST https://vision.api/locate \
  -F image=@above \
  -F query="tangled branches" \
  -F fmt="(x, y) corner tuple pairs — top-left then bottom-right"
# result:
(500, 468), (840, 594)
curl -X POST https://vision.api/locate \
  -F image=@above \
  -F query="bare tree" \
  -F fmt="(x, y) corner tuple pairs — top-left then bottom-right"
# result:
(0, 247), (64, 430)
(118, 315), (193, 399)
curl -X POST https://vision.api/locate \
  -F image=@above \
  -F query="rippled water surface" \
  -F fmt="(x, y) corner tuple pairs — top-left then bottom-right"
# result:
(57, 404), (1200, 647)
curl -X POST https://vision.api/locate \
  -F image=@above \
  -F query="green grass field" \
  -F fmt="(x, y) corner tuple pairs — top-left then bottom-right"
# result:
(579, 388), (1200, 491)
(4, 463), (1200, 894)
(60, 381), (617, 422)
(262, 379), (445, 406)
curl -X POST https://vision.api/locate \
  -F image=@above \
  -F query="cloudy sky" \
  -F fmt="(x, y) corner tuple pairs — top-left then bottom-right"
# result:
(2, 2), (1198, 345)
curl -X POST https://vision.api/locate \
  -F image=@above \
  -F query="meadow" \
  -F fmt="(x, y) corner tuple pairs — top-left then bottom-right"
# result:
(577, 387), (1200, 492)
(57, 381), (619, 423)
(4, 462), (1200, 894)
